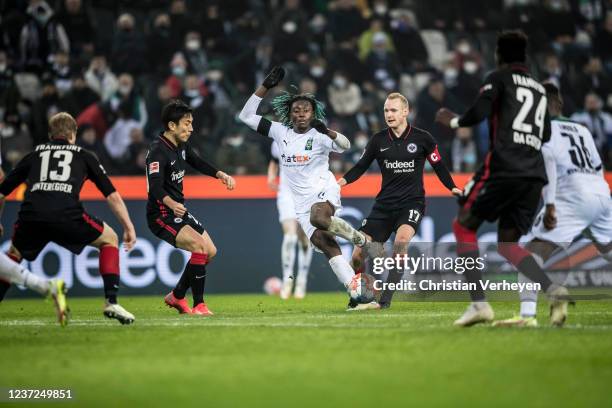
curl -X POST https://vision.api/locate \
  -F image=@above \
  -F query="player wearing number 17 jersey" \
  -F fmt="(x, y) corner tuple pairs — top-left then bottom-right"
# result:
(0, 112), (137, 324)
(436, 31), (570, 327)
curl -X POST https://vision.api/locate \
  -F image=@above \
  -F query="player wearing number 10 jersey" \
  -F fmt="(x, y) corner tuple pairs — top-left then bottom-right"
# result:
(0, 112), (137, 324)
(436, 31), (570, 327)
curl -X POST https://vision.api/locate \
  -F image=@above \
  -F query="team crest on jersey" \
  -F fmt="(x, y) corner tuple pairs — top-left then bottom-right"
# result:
(174, 217), (183, 223)
(181, 150), (186, 160)
(407, 143), (417, 153)
(305, 138), (313, 151)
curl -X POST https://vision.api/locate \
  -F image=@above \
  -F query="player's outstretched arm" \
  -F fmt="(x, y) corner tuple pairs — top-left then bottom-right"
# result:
(106, 192), (137, 251)
(310, 119), (350, 151)
(184, 144), (235, 190)
(339, 137), (377, 187)
(426, 143), (462, 196)
(239, 66), (285, 132)
(436, 72), (500, 129)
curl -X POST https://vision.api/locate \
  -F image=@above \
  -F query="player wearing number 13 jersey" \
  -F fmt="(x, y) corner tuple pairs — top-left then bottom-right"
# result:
(436, 31), (570, 327)
(0, 112), (137, 324)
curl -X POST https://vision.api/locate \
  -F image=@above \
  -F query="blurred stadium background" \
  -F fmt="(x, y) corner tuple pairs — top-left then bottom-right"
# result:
(0, 0), (611, 296)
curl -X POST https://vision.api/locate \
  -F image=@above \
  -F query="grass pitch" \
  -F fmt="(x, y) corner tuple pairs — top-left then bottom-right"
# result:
(1, 293), (611, 407)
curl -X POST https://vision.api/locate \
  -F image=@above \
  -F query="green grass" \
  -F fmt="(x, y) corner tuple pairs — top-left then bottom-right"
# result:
(1, 293), (612, 407)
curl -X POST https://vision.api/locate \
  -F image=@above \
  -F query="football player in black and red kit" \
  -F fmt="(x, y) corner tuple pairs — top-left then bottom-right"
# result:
(146, 100), (235, 316)
(339, 92), (461, 310)
(0, 112), (137, 324)
(436, 31), (570, 326)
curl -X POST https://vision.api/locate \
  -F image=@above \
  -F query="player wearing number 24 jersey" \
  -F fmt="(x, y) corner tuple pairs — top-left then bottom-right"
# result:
(436, 31), (570, 327)
(0, 112), (137, 324)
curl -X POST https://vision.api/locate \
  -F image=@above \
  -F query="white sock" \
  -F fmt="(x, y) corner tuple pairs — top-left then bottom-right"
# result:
(281, 234), (298, 282)
(329, 255), (354, 287)
(327, 216), (364, 246)
(519, 272), (538, 317)
(296, 244), (313, 285)
(0, 253), (48, 296)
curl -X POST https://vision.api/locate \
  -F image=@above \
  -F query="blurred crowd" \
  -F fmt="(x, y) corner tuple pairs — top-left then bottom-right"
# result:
(1, 0), (611, 176)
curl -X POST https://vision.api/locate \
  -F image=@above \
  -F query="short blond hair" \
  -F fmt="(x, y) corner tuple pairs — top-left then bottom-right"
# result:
(386, 92), (409, 109)
(48, 112), (77, 140)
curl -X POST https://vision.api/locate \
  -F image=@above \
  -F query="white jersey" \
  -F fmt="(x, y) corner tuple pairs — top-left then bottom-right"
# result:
(267, 121), (343, 210)
(544, 118), (610, 203)
(271, 141), (290, 194)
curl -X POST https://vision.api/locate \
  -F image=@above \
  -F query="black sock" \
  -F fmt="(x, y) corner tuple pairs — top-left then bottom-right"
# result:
(173, 267), (191, 299)
(0, 280), (11, 301)
(101, 274), (119, 304)
(190, 265), (207, 307)
(379, 268), (403, 305)
(461, 250), (485, 301)
(516, 256), (553, 292)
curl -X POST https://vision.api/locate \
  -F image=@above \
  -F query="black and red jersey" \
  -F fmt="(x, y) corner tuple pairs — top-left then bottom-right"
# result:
(458, 64), (551, 182)
(343, 124), (455, 210)
(145, 133), (218, 214)
(0, 140), (116, 221)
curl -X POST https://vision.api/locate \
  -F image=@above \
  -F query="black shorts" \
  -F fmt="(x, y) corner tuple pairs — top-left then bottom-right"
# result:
(458, 176), (544, 234)
(147, 211), (205, 247)
(12, 212), (104, 261)
(359, 201), (425, 243)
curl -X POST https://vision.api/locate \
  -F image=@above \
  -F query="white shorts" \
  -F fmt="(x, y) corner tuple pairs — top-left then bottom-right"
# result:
(276, 187), (296, 222)
(295, 179), (342, 239)
(527, 193), (611, 247)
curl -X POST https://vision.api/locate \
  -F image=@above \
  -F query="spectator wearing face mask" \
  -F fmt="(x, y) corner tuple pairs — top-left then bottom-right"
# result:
(103, 100), (141, 161)
(48, 51), (73, 96)
(272, 18), (310, 65)
(147, 13), (176, 79)
(181, 74), (216, 139)
(451, 127), (477, 172)
(358, 19), (394, 61)
(110, 13), (147, 76)
(573, 56), (612, 106)
(364, 31), (401, 92)
(449, 57), (483, 108)
(179, 31), (208, 76)
(328, 71), (362, 117)
(85, 54), (118, 102)
(389, 9), (428, 72)
(571, 92), (612, 168)
(109, 73), (147, 129)
(19, 0), (70, 73)
(59, 74), (99, 118)
(165, 53), (189, 98)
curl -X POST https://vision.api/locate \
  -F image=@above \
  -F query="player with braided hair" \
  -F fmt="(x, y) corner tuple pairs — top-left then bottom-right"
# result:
(239, 66), (372, 308)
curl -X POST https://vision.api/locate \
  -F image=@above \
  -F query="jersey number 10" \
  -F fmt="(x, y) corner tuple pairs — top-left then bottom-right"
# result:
(39, 150), (73, 182)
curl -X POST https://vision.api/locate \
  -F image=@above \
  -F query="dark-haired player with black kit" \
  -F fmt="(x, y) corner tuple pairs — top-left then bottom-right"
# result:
(147, 100), (235, 316)
(436, 31), (570, 327)
(338, 92), (461, 310)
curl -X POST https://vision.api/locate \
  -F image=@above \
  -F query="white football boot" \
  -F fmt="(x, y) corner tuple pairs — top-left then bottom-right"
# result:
(454, 302), (494, 327)
(103, 302), (135, 325)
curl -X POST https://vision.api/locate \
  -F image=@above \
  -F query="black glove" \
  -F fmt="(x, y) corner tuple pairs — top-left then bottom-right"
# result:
(310, 119), (328, 134)
(262, 66), (285, 89)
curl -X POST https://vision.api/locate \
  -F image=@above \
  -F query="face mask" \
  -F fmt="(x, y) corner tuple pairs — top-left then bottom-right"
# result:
(310, 66), (324, 78)
(227, 136), (244, 147)
(374, 5), (387, 15)
(185, 89), (199, 98)
(119, 85), (131, 96)
(172, 66), (186, 77)
(444, 68), (458, 81)
(283, 21), (297, 34)
(463, 61), (478, 74)
(457, 42), (471, 55)
(333, 77), (347, 88)
(0, 64), (6, 72)
(355, 137), (368, 149)
(186, 40), (200, 50)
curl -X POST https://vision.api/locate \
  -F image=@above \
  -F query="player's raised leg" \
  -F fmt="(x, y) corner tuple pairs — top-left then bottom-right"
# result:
(0, 248), (69, 326)
(91, 223), (135, 325)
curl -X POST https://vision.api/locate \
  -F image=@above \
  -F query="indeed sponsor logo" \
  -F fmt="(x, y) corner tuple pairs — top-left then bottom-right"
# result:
(384, 159), (414, 169)
(171, 170), (185, 182)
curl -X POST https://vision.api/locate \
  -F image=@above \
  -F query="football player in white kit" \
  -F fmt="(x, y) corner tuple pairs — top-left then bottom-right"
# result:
(239, 67), (370, 305)
(268, 141), (313, 299)
(494, 83), (612, 327)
